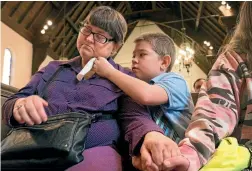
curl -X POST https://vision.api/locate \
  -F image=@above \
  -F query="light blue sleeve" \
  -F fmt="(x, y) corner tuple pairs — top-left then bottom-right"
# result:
(154, 73), (191, 110)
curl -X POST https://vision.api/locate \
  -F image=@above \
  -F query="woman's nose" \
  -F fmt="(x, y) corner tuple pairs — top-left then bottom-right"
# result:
(85, 33), (94, 43)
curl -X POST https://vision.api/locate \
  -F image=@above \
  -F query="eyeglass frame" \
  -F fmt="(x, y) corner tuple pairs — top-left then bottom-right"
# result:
(78, 23), (115, 44)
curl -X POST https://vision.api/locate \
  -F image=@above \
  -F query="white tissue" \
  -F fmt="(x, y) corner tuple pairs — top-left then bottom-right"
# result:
(76, 57), (96, 81)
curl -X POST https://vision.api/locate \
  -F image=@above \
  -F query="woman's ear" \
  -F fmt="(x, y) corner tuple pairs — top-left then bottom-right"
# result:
(161, 55), (171, 71)
(111, 43), (122, 55)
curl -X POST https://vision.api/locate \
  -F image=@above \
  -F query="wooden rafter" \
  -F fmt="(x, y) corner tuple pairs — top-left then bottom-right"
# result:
(125, 2), (132, 13)
(66, 2), (96, 57)
(1, 1), (7, 9)
(184, 1), (225, 39)
(9, 2), (22, 17)
(152, 2), (157, 10)
(195, 1), (204, 31)
(97, 1), (103, 6)
(51, 1), (61, 9)
(181, 3), (223, 45)
(194, 1), (226, 34)
(26, 2), (48, 30)
(116, 2), (125, 12)
(18, 2), (36, 24)
(66, 16), (79, 33)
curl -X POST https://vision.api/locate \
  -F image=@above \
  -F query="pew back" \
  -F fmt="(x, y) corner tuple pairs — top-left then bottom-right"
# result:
(1, 83), (18, 140)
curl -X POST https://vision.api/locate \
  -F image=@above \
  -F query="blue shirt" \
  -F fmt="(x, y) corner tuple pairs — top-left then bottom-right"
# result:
(148, 72), (194, 143)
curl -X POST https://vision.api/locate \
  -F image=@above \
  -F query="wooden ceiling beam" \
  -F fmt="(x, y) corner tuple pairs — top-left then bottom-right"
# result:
(26, 2), (48, 30)
(65, 2), (95, 57)
(59, 2), (86, 56)
(66, 16), (79, 33)
(18, 2), (36, 24)
(9, 2), (21, 17)
(51, 2), (82, 46)
(125, 2), (132, 13)
(181, 3), (223, 46)
(32, 42), (50, 74)
(52, 2), (88, 54)
(125, 8), (171, 23)
(195, 1), (204, 31)
(152, 2), (157, 10)
(1, 1), (7, 9)
(196, 1), (227, 33)
(65, 35), (78, 58)
(97, 1), (103, 6)
(51, 1), (61, 10)
(183, 1), (226, 39)
(116, 2), (125, 12)
(1, 11), (34, 42)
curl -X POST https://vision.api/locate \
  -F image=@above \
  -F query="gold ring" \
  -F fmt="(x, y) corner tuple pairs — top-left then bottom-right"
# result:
(16, 105), (23, 110)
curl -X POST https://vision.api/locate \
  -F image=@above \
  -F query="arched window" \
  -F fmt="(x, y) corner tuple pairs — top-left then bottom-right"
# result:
(2, 48), (12, 85)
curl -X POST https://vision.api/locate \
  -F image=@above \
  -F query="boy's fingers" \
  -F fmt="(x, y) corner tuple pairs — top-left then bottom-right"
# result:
(132, 156), (142, 170)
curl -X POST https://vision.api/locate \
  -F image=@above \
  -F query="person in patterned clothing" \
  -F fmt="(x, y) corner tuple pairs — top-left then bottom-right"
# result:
(157, 1), (252, 171)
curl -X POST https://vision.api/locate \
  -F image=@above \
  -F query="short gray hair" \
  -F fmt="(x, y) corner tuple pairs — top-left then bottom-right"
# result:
(134, 32), (176, 72)
(85, 6), (127, 44)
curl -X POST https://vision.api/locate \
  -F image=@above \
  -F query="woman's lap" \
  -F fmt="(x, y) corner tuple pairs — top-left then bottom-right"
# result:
(66, 146), (122, 171)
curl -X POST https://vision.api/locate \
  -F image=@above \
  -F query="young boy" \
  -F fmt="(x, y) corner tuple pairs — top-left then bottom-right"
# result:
(93, 32), (193, 144)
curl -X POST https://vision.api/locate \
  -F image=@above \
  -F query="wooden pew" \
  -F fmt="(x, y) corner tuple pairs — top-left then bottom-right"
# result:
(1, 83), (18, 140)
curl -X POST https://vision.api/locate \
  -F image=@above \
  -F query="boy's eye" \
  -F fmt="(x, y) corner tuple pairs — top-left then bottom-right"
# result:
(140, 53), (146, 57)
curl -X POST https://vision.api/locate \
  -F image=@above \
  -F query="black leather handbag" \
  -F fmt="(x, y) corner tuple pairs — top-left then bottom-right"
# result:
(1, 112), (92, 170)
(1, 66), (106, 170)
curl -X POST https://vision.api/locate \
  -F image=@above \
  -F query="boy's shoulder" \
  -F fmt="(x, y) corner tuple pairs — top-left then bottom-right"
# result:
(153, 72), (185, 82)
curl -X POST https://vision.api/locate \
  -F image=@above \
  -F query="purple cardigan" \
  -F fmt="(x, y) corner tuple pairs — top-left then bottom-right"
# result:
(2, 56), (163, 155)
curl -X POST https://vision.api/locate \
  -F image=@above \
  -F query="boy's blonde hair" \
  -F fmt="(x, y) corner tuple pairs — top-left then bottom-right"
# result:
(134, 32), (176, 72)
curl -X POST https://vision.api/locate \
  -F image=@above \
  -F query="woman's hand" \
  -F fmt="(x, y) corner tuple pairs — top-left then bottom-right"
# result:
(132, 131), (181, 171)
(13, 95), (48, 125)
(93, 57), (116, 78)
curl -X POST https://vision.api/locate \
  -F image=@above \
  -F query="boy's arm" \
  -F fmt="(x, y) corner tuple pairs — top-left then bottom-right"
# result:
(94, 57), (168, 105)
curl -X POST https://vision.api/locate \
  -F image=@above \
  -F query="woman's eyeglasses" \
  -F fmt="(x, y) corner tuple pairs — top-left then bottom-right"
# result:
(79, 25), (114, 44)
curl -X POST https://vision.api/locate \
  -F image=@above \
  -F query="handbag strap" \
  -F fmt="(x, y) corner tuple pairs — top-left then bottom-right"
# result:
(39, 66), (65, 100)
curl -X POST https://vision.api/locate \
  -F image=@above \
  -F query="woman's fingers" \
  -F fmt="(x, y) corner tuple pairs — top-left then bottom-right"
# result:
(33, 96), (48, 122)
(13, 95), (48, 125)
(17, 104), (34, 126)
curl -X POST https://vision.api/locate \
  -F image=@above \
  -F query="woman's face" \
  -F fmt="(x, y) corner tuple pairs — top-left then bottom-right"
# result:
(76, 23), (117, 63)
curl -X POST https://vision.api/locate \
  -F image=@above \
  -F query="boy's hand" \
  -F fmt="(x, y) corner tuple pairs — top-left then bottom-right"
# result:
(133, 131), (181, 170)
(93, 57), (116, 78)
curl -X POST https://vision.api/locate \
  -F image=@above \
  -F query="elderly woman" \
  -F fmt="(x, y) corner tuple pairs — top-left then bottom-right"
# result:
(2, 6), (164, 171)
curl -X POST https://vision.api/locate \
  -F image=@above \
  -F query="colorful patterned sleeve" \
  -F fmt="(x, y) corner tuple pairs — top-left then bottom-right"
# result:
(178, 51), (246, 171)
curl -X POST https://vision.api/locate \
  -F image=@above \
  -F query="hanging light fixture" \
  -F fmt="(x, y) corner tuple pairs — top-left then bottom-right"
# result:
(176, 3), (195, 74)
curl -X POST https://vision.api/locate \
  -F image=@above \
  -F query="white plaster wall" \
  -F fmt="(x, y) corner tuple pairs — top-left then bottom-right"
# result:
(38, 55), (54, 71)
(115, 20), (207, 91)
(1, 22), (33, 89)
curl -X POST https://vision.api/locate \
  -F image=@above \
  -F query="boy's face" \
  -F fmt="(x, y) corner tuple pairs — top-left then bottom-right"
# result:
(132, 41), (163, 82)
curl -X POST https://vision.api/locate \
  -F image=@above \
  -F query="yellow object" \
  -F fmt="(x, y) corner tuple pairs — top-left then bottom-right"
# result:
(200, 137), (250, 171)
